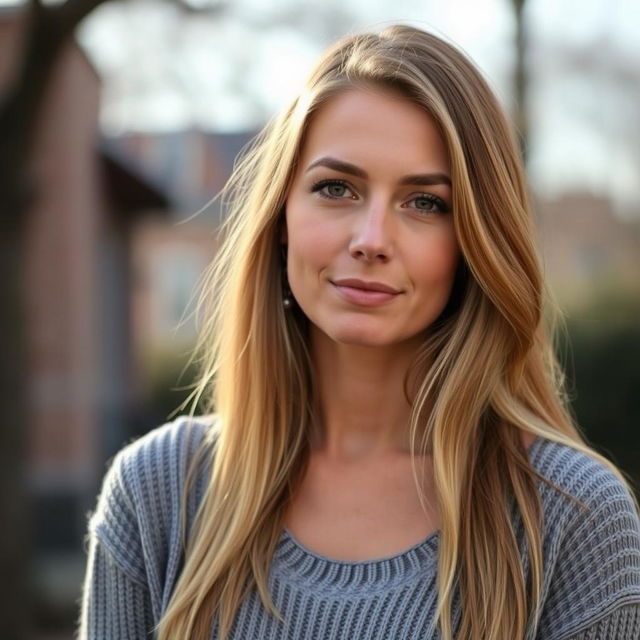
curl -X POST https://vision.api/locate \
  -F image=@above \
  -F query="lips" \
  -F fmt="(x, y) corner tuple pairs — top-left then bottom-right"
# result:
(331, 278), (401, 307)
(332, 278), (400, 294)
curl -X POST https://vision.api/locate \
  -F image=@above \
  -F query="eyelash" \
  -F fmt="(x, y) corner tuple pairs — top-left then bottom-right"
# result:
(310, 179), (450, 215)
(407, 193), (451, 215)
(311, 179), (356, 200)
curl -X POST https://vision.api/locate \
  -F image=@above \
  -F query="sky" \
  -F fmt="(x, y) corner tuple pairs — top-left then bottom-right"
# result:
(1, 0), (639, 213)
(75, 0), (515, 133)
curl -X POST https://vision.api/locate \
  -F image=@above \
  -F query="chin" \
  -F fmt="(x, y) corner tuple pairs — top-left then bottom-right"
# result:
(320, 322), (402, 348)
(334, 334), (391, 348)
(307, 312), (430, 350)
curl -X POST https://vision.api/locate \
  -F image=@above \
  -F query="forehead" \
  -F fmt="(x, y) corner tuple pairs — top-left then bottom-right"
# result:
(297, 86), (450, 174)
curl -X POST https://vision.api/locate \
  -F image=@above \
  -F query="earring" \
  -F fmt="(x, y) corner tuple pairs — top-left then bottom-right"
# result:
(283, 283), (293, 310)
(280, 241), (293, 310)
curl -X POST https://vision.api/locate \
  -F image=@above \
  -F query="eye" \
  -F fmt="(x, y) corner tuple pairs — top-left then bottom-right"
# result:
(405, 193), (450, 215)
(311, 179), (357, 200)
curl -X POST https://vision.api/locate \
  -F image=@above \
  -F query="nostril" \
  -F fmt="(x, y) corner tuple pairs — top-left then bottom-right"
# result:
(351, 247), (389, 263)
(349, 220), (393, 262)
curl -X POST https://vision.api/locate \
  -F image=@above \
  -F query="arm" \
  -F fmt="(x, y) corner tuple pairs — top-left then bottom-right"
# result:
(78, 534), (155, 640)
(77, 418), (213, 639)
(566, 602), (640, 639)
(77, 442), (156, 640)
(535, 457), (640, 640)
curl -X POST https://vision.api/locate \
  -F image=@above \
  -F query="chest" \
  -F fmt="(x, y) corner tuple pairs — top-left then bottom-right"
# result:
(284, 453), (440, 561)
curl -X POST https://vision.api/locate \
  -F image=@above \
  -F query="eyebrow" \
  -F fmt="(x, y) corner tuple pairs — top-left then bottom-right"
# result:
(305, 156), (451, 187)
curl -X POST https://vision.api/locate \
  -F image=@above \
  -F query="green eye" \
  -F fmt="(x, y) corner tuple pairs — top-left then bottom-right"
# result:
(311, 179), (356, 200)
(415, 196), (437, 210)
(327, 183), (347, 197)
(409, 193), (450, 215)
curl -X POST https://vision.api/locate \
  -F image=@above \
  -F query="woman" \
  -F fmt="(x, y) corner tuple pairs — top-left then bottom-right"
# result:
(80, 25), (640, 640)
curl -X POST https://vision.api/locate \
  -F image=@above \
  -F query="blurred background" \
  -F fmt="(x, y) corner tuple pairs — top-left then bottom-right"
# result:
(0, 0), (638, 637)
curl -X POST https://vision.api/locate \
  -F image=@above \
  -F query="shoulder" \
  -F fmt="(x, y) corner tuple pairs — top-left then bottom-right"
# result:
(528, 438), (640, 638)
(528, 437), (639, 533)
(109, 414), (217, 488)
(96, 414), (217, 517)
(88, 415), (218, 580)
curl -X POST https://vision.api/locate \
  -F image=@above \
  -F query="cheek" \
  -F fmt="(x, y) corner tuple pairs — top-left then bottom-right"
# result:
(285, 210), (342, 274)
(415, 233), (460, 287)
(287, 224), (322, 272)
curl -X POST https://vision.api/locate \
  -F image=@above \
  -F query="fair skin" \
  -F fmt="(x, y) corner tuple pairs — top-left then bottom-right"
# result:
(282, 86), (535, 560)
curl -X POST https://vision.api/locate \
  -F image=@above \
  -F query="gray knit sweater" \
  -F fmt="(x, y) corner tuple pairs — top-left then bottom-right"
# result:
(79, 416), (640, 639)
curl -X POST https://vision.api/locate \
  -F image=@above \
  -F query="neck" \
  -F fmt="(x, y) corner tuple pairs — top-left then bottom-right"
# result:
(310, 327), (426, 461)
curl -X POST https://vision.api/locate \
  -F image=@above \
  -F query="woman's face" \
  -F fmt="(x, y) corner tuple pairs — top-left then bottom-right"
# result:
(283, 86), (460, 349)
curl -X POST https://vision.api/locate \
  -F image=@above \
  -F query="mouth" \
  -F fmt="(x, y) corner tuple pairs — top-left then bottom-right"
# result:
(331, 278), (401, 294)
(331, 278), (401, 307)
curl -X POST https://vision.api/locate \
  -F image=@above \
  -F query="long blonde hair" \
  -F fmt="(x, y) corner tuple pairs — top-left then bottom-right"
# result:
(157, 25), (635, 640)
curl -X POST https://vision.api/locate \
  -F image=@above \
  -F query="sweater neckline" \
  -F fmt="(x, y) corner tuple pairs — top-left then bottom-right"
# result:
(282, 525), (440, 566)
(274, 435), (548, 582)
(273, 526), (440, 592)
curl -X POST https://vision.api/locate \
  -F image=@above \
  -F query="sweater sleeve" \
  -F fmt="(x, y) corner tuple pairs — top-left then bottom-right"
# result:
(535, 454), (640, 640)
(566, 602), (640, 639)
(77, 417), (214, 639)
(78, 534), (156, 639)
(78, 444), (156, 639)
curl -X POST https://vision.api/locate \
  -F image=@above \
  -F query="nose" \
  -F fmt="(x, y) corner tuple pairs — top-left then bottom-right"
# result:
(348, 201), (394, 263)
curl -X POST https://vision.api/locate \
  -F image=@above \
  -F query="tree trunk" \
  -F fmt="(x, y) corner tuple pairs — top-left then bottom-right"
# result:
(0, 1), (109, 635)
(0, 221), (30, 640)
(512, 0), (529, 162)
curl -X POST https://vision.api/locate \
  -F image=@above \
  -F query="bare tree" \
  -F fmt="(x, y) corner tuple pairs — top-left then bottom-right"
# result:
(0, 3), (113, 633)
(0, 1), (224, 635)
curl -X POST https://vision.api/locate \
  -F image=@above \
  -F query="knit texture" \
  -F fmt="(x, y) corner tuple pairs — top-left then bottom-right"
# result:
(79, 416), (640, 639)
